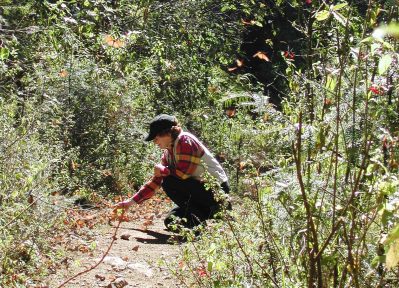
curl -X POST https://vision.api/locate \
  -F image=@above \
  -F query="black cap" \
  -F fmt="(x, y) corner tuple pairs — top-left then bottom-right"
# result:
(144, 114), (177, 141)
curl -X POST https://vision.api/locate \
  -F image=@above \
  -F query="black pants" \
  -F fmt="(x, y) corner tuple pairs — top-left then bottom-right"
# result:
(162, 176), (230, 230)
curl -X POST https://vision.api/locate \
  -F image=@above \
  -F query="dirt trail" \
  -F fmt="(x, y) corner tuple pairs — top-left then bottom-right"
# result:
(45, 198), (182, 288)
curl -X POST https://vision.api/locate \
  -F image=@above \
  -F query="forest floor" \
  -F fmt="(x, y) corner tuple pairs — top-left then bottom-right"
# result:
(43, 196), (183, 288)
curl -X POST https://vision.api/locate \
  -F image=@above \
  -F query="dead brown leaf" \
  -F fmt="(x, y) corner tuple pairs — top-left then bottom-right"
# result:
(253, 51), (270, 62)
(143, 220), (153, 227)
(120, 234), (131, 241)
(95, 274), (106, 281)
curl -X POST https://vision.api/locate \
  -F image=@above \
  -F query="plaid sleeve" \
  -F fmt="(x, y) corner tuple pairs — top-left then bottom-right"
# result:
(169, 134), (204, 180)
(132, 151), (170, 204)
(132, 176), (163, 204)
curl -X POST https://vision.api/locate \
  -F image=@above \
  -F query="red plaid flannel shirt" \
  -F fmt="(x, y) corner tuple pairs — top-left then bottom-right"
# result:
(132, 134), (204, 204)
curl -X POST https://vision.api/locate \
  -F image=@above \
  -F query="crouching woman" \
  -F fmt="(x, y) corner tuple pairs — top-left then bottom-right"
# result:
(115, 114), (230, 230)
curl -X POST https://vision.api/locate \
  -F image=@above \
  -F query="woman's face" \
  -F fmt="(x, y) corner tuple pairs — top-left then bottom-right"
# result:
(153, 133), (173, 149)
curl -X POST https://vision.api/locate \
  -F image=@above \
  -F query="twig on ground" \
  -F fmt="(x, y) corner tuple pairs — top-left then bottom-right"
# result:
(56, 210), (125, 288)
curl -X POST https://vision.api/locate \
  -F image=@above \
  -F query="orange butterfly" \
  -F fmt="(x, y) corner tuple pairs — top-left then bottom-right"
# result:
(104, 35), (125, 48)
(253, 51), (270, 62)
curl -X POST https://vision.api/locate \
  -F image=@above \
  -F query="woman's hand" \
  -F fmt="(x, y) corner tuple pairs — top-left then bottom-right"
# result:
(154, 164), (167, 177)
(113, 199), (134, 210)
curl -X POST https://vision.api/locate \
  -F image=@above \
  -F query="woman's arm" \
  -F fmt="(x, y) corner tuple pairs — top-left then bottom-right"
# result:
(115, 152), (169, 207)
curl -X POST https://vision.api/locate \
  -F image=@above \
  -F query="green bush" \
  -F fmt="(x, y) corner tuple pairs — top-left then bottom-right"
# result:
(0, 97), (66, 284)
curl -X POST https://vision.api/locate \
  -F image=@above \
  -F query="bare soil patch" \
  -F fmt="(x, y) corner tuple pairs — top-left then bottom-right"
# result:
(44, 197), (182, 288)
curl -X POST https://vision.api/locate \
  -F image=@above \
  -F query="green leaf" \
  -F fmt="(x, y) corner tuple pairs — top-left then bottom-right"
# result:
(332, 3), (348, 11)
(315, 10), (330, 21)
(371, 255), (386, 268)
(360, 36), (374, 44)
(214, 260), (226, 271)
(385, 224), (399, 246)
(370, 43), (379, 55)
(207, 261), (213, 272)
(379, 208), (394, 226)
(369, 8), (381, 26)
(258, 186), (271, 202)
(0, 47), (9, 60)
(378, 54), (392, 75)
(373, 22), (399, 39)
(265, 38), (273, 47)
(386, 239), (399, 269)
(11, 190), (19, 199)
(382, 41), (394, 50)
(332, 11), (348, 26)
(325, 74), (337, 91)
(254, 21), (263, 27)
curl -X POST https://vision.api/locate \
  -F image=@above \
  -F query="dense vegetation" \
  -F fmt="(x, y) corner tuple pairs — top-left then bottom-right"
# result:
(0, 0), (398, 287)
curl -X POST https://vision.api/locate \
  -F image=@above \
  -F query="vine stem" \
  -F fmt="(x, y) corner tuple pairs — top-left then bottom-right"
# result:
(56, 210), (125, 288)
